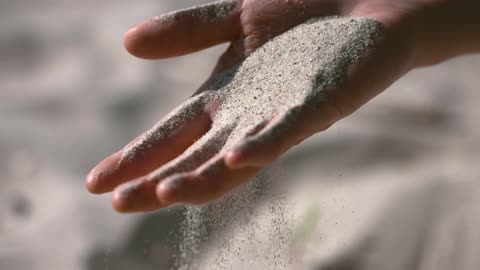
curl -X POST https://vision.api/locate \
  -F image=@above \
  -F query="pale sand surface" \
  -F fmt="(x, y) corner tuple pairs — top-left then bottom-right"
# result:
(1, 1), (480, 270)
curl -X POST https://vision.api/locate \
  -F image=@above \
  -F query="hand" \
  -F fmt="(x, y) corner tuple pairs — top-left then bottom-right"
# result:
(86, 0), (480, 212)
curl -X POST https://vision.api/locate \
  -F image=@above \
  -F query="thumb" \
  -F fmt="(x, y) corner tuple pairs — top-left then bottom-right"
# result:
(124, 0), (242, 59)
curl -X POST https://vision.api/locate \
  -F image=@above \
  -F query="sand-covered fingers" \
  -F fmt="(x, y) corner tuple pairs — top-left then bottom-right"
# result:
(124, 0), (242, 59)
(111, 126), (233, 212)
(156, 155), (261, 205)
(112, 178), (165, 213)
(225, 104), (339, 169)
(145, 126), (233, 182)
(86, 96), (211, 194)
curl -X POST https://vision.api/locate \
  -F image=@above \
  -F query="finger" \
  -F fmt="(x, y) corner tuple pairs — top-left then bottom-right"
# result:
(156, 155), (261, 205)
(111, 178), (165, 213)
(225, 105), (340, 169)
(146, 125), (232, 182)
(124, 0), (242, 59)
(111, 126), (232, 212)
(86, 95), (211, 194)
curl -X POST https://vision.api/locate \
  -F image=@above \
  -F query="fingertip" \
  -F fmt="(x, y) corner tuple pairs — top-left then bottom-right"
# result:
(112, 191), (128, 213)
(123, 26), (138, 56)
(111, 189), (134, 213)
(224, 150), (247, 169)
(123, 18), (185, 59)
(156, 174), (187, 205)
(85, 168), (105, 194)
(113, 178), (174, 213)
(226, 145), (276, 169)
(85, 152), (122, 194)
(156, 183), (176, 205)
(225, 141), (265, 169)
(155, 184), (172, 205)
(123, 23), (156, 59)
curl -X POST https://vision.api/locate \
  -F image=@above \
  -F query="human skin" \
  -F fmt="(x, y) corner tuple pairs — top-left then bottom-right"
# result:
(86, 0), (480, 212)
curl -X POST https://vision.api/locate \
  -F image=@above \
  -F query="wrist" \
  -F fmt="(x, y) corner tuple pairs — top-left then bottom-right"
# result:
(347, 1), (420, 72)
(346, 0), (480, 69)
(408, 0), (480, 67)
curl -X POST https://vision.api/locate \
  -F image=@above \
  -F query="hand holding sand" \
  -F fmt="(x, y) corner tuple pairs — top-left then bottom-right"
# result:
(86, 0), (480, 212)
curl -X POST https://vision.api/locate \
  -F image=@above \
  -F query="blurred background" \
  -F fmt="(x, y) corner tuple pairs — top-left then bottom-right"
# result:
(1, 0), (480, 269)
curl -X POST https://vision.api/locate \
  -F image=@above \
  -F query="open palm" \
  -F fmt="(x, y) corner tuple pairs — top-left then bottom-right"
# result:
(87, 0), (419, 212)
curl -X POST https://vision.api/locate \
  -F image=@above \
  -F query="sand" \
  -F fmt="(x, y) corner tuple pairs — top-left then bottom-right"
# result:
(120, 15), (383, 269)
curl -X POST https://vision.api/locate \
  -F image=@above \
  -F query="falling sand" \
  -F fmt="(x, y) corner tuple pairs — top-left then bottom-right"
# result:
(120, 2), (383, 268)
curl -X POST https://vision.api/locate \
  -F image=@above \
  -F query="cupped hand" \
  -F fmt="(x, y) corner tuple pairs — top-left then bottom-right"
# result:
(86, 0), (430, 212)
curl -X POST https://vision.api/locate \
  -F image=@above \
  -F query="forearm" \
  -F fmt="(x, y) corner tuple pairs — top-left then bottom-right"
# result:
(411, 0), (480, 66)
